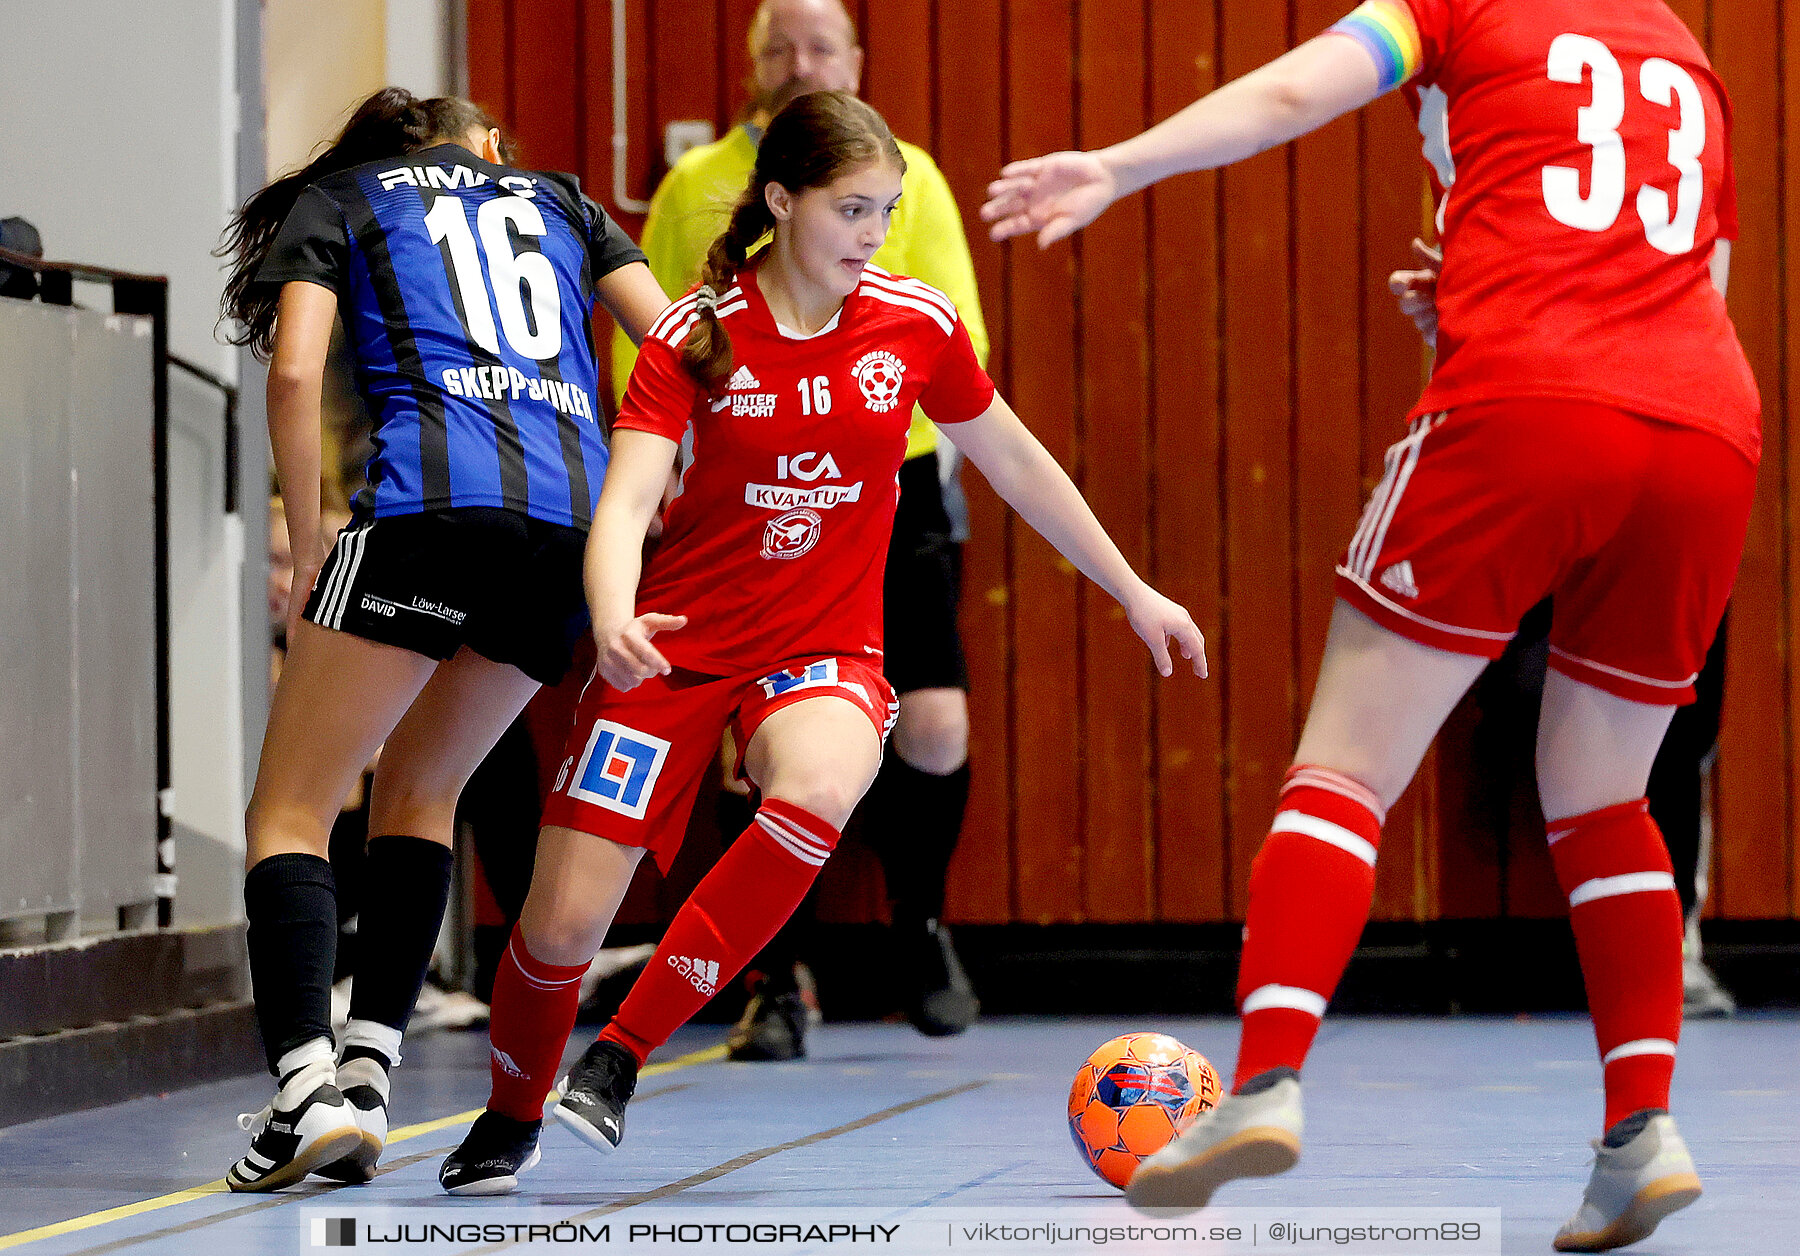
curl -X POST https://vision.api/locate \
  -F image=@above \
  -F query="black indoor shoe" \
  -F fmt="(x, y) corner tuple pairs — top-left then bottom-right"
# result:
(439, 1110), (542, 1196)
(727, 973), (810, 1061)
(906, 918), (979, 1037)
(552, 1038), (639, 1153)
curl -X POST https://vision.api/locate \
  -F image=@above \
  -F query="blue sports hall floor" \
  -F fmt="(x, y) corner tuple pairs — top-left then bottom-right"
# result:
(1, 1015), (1794, 1255)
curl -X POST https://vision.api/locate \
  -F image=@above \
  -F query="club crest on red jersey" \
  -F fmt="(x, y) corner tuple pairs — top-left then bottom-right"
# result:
(852, 350), (906, 412)
(761, 508), (823, 560)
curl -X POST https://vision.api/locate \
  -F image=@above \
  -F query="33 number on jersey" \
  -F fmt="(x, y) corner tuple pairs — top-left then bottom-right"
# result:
(1542, 33), (1707, 256)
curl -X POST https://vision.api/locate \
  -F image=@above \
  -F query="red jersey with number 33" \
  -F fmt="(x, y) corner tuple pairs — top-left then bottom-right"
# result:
(614, 262), (995, 675)
(1399, 0), (1760, 460)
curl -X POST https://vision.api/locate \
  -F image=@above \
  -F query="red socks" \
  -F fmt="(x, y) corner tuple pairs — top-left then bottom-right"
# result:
(1548, 798), (1683, 1129)
(1232, 766), (1385, 1091)
(600, 798), (839, 1065)
(486, 926), (589, 1121)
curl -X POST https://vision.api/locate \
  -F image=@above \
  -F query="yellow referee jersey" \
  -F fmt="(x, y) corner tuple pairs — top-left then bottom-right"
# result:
(610, 124), (990, 462)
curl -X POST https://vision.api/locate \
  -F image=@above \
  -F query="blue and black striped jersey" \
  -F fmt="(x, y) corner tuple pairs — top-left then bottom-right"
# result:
(257, 143), (647, 528)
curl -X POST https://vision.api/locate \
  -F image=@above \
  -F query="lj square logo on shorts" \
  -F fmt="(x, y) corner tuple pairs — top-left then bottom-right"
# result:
(569, 720), (671, 820)
(311, 1217), (356, 1246)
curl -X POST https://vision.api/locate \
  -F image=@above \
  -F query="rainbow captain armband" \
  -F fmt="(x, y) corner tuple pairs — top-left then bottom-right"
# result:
(1330, 0), (1424, 92)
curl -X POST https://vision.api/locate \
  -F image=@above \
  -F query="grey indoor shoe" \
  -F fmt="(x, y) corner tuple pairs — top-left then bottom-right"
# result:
(1554, 1113), (1702, 1252)
(1125, 1076), (1302, 1213)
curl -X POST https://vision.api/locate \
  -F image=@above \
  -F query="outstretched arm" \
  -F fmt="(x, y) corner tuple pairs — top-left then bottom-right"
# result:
(943, 395), (1207, 678)
(983, 26), (1393, 247)
(585, 429), (687, 690)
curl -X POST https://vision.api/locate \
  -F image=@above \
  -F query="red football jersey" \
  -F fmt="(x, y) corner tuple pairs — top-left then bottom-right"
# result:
(1399, 0), (1760, 460)
(613, 262), (996, 675)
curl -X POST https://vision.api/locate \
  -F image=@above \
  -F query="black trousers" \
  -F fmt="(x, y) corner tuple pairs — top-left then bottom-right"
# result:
(1476, 600), (1728, 917)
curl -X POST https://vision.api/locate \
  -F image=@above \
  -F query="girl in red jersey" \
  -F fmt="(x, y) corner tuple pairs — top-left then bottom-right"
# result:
(986, 1), (1754, 1249)
(439, 90), (1206, 1195)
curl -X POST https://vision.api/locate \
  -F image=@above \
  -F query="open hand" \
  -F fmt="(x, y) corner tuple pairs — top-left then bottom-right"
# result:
(1387, 237), (1442, 348)
(982, 151), (1119, 248)
(1125, 587), (1208, 679)
(598, 612), (687, 691)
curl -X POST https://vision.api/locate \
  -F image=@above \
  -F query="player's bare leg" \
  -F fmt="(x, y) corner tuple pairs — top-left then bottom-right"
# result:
(233, 621), (436, 1192)
(1130, 601), (1487, 1212)
(323, 647), (544, 1181)
(1536, 672), (1699, 1251)
(742, 694), (886, 828)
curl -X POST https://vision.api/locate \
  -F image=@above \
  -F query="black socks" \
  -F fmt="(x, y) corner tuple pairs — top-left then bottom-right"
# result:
(1603, 1107), (1667, 1148)
(346, 835), (454, 1033)
(1234, 1066), (1301, 1096)
(244, 853), (339, 1075)
(861, 758), (971, 926)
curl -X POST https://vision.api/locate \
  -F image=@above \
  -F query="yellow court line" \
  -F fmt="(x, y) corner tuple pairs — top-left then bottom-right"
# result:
(0, 1042), (728, 1251)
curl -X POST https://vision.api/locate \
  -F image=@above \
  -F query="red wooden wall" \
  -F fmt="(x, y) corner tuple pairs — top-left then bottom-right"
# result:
(470, 0), (1798, 925)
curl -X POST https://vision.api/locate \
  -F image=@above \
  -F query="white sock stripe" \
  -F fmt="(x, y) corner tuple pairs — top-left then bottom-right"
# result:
(1241, 984), (1329, 1018)
(755, 816), (828, 867)
(755, 814), (830, 866)
(505, 938), (585, 990)
(340, 1017), (404, 1067)
(1568, 871), (1678, 907)
(1270, 809), (1378, 867)
(1602, 1038), (1677, 1066)
(275, 1037), (336, 1078)
(758, 809), (833, 855)
(1283, 768), (1388, 826)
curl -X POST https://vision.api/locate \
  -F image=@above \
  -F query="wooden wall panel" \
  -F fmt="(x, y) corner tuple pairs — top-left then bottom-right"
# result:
(1710, 0), (1793, 919)
(511, 0), (582, 173)
(861, 0), (933, 147)
(1218, 3), (1296, 917)
(936, 0), (1012, 924)
(1076, 0), (1154, 921)
(1146, 0), (1226, 923)
(1005, 0), (1083, 923)
(1784, 0), (1800, 920)
(466, 0), (512, 124)
(478, 0), (1800, 926)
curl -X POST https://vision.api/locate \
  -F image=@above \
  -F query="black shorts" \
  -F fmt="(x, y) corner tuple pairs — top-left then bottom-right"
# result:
(883, 452), (969, 695)
(303, 507), (588, 686)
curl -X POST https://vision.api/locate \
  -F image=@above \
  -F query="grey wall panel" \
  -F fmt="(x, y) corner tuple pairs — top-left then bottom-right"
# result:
(0, 300), (78, 920)
(0, 298), (160, 925)
(168, 370), (246, 926)
(68, 313), (159, 917)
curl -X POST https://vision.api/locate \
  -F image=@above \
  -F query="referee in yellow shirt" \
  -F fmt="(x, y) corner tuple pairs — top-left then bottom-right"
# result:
(612, 0), (991, 1059)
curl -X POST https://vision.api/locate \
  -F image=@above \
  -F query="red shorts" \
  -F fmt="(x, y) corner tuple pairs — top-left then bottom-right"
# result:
(541, 655), (897, 870)
(1335, 399), (1755, 705)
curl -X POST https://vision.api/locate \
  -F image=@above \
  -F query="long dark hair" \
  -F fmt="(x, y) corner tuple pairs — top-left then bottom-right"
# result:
(219, 87), (510, 359)
(682, 90), (905, 395)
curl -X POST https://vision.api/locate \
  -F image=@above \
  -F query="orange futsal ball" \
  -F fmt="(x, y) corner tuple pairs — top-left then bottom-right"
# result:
(1067, 1032), (1222, 1189)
